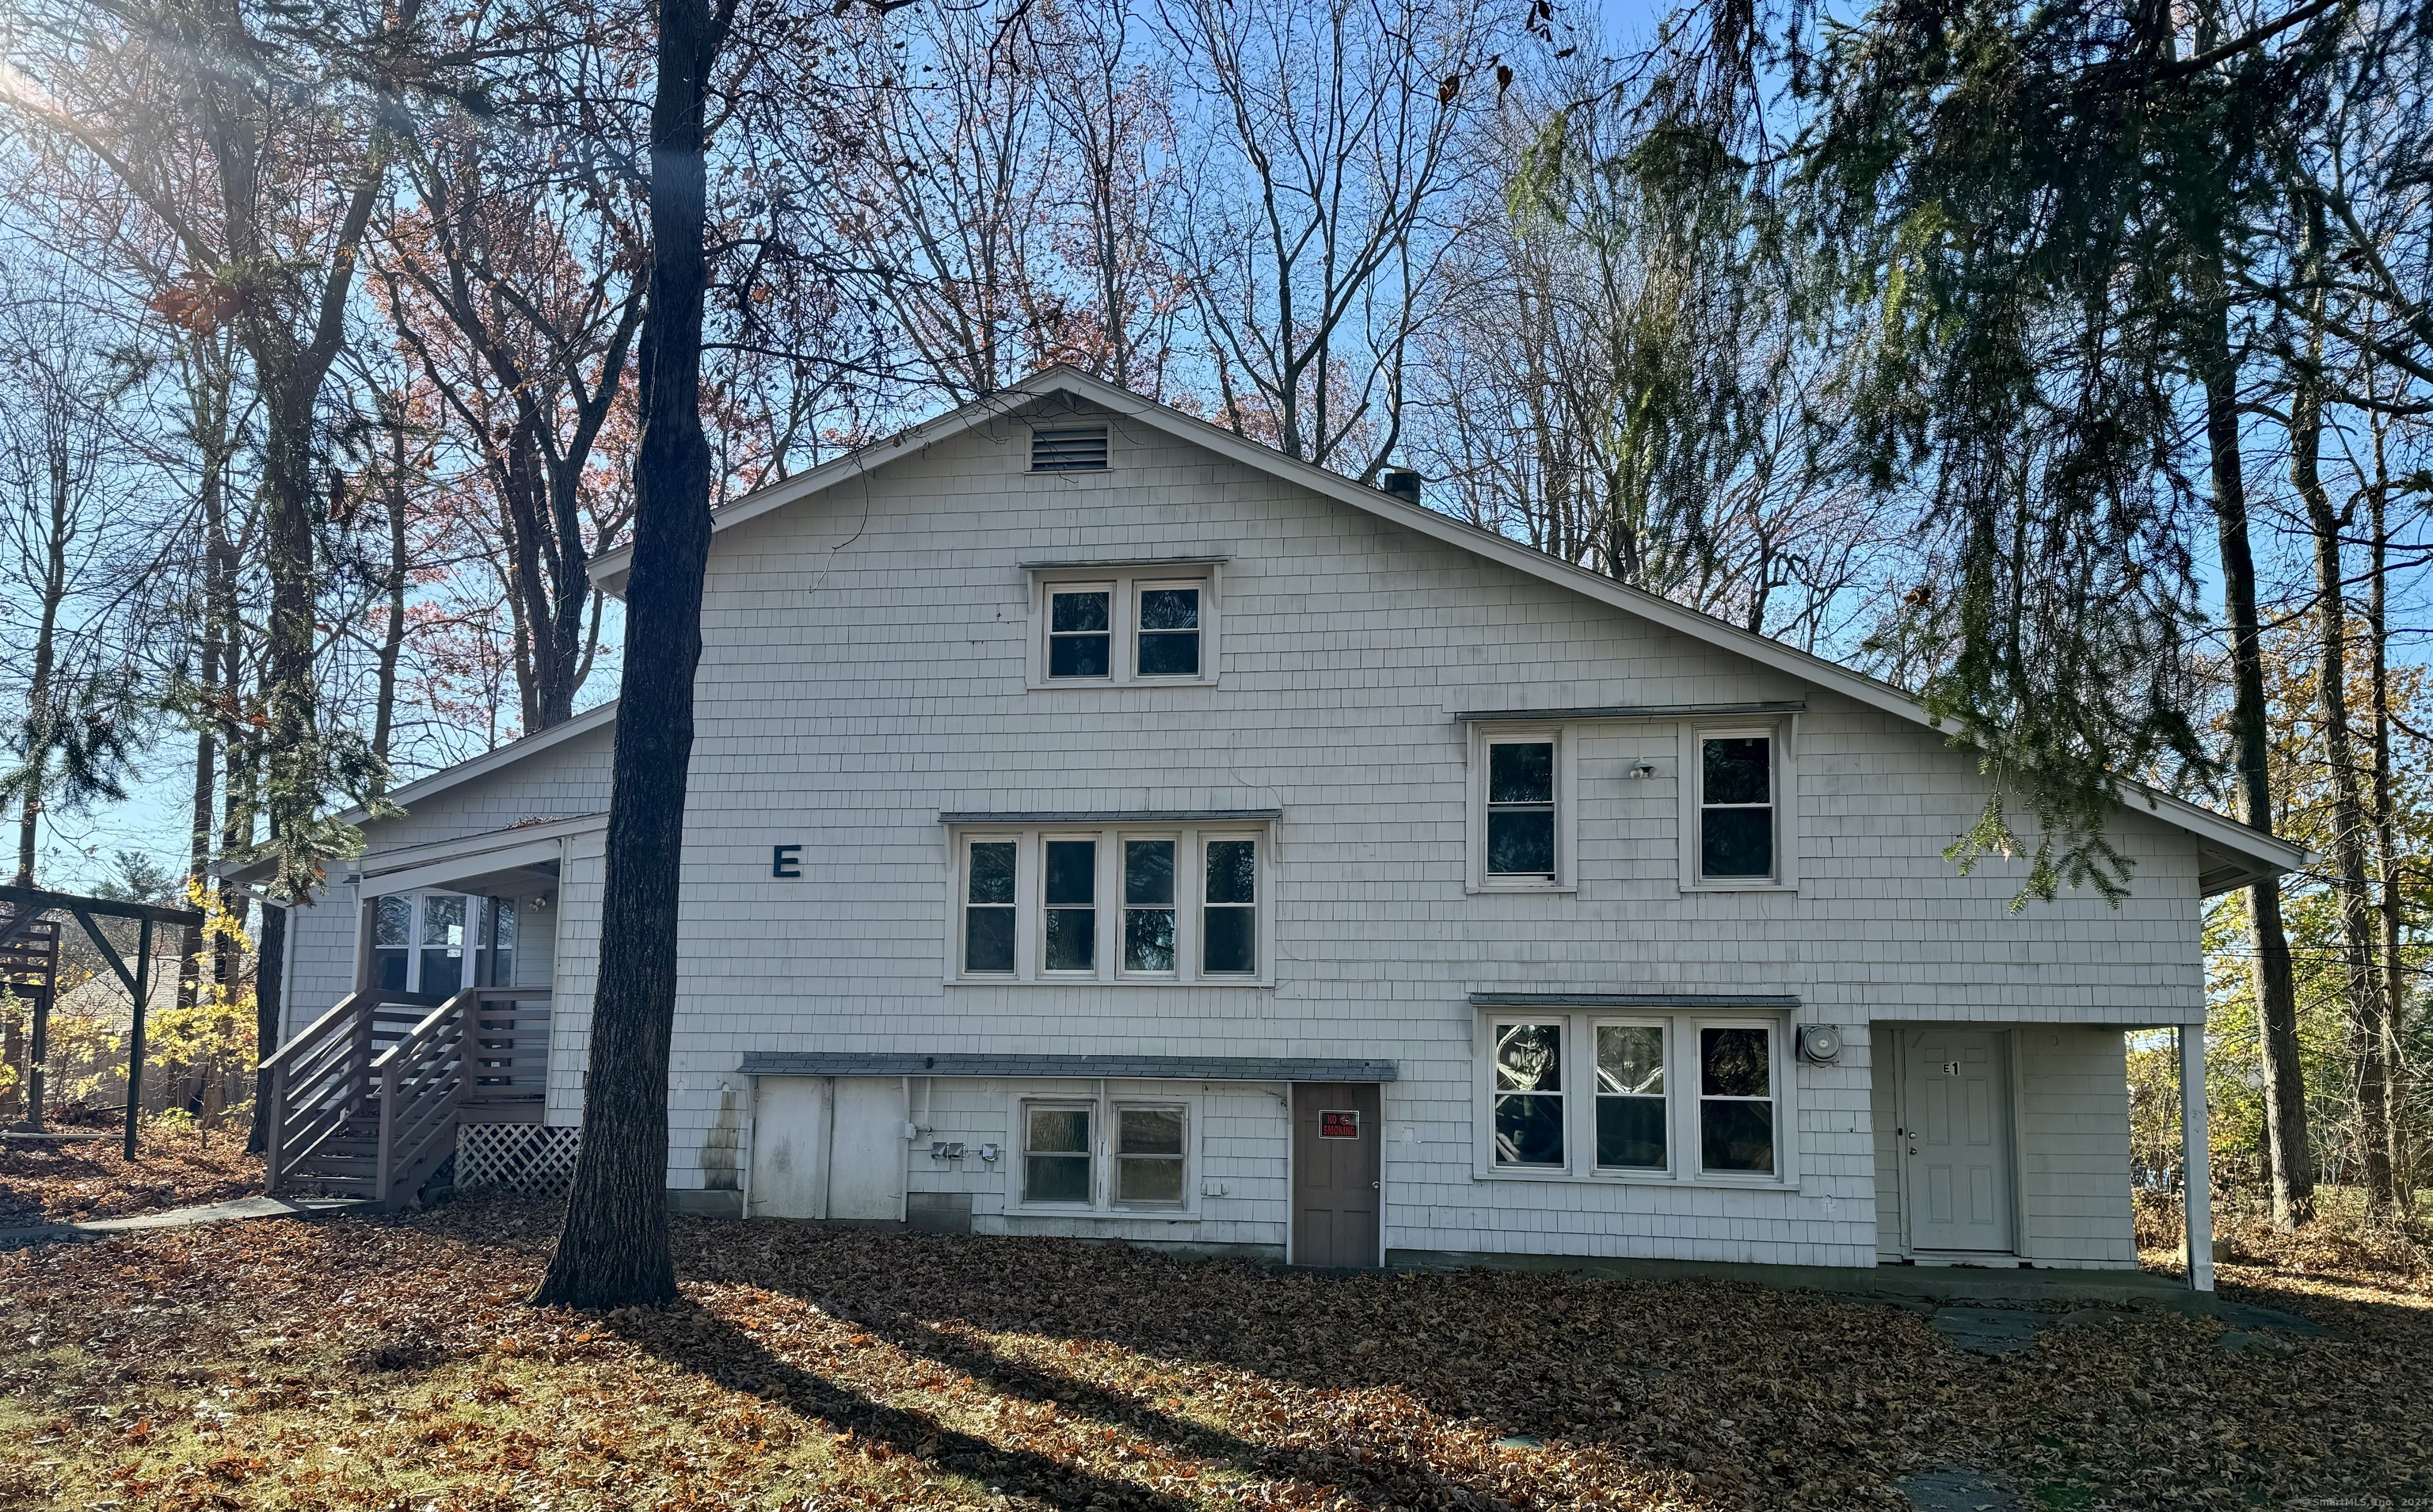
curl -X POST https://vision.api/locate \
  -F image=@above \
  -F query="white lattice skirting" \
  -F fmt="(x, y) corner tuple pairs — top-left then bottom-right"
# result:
(456, 1123), (581, 1196)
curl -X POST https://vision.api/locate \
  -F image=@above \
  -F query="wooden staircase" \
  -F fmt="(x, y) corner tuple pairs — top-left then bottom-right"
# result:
(262, 988), (551, 1209)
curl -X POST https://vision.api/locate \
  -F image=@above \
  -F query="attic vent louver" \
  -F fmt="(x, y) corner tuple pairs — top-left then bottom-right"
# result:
(1030, 425), (1110, 471)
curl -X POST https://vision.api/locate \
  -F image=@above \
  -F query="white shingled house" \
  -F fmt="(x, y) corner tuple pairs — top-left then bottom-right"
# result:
(240, 367), (2298, 1289)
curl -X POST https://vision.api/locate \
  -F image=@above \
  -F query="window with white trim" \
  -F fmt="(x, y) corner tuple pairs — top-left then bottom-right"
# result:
(946, 825), (1270, 984)
(1491, 1021), (1566, 1167)
(1681, 724), (1795, 889)
(1114, 1103), (1187, 1206)
(1470, 726), (1572, 889)
(1009, 1091), (1200, 1213)
(1048, 586), (1114, 679)
(962, 840), (1019, 975)
(1487, 742), (1556, 876)
(1594, 1023), (1667, 1168)
(1135, 584), (1201, 677)
(1123, 840), (1177, 973)
(1475, 1009), (1789, 1183)
(367, 890), (505, 994)
(1699, 734), (1774, 879)
(1202, 839), (1257, 974)
(1697, 1025), (1775, 1174)
(1022, 1103), (1094, 1204)
(1042, 838), (1098, 973)
(1030, 566), (1220, 687)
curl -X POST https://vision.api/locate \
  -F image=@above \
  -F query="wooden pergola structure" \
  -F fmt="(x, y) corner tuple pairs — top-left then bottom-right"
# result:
(2, 883), (205, 1159)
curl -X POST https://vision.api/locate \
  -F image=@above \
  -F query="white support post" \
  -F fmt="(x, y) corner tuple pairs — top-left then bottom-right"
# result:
(2180, 1024), (2214, 1293)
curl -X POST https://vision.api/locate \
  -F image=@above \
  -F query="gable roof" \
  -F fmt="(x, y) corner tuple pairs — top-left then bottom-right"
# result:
(215, 701), (621, 887)
(588, 367), (2305, 893)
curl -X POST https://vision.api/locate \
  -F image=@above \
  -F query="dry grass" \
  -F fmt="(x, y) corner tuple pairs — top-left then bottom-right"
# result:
(2, 1193), (2430, 1510)
(0, 1115), (262, 1228)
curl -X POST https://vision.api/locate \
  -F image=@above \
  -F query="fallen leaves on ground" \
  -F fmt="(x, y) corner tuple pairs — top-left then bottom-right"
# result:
(2137, 1186), (2433, 1297)
(0, 1116), (261, 1226)
(0, 1192), (2423, 1511)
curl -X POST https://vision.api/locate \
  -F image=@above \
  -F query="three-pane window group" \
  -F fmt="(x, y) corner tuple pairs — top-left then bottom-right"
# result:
(965, 835), (1258, 977)
(1481, 732), (1777, 884)
(1491, 1017), (1777, 1176)
(1021, 1101), (1187, 1207)
(369, 890), (516, 994)
(1047, 584), (1201, 680)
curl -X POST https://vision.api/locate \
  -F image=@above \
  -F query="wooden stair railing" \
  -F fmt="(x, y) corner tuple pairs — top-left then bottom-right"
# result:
(371, 992), (470, 1210)
(460, 988), (552, 1122)
(261, 992), (375, 1195)
(265, 986), (554, 1206)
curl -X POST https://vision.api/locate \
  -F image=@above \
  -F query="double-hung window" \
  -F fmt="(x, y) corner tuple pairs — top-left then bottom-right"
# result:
(1700, 735), (1774, 879)
(1698, 1026), (1776, 1173)
(1471, 726), (1571, 889)
(1042, 839), (1098, 973)
(1114, 1104), (1187, 1205)
(1135, 585), (1201, 677)
(1491, 1021), (1566, 1167)
(1048, 588), (1114, 679)
(1681, 725), (1795, 888)
(1202, 839), (1257, 974)
(1023, 1103), (1094, 1204)
(963, 840), (1019, 974)
(1014, 1092), (1197, 1213)
(1124, 840), (1177, 973)
(1030, 564), (1220, 687)
(947, 824), (1269, 984)
(1594, 1023), (1667, 1168)
(1487, 741), (1556, 877)
(1477, 1010), (1788, 1183)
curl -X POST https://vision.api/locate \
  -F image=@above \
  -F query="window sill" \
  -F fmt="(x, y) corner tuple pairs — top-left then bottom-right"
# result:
(946, 976), (1274, 989)
(1006, 1205), (1201, 1221)
(1677, 879), (1799, 894)
(1025, 676), (1220, 691)
(1466, 881), (1578, 896)
(1472, 1166), (1795, 1191)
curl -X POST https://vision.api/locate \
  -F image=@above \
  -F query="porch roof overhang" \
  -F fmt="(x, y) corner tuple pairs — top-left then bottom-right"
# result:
(355, 844), (562, 899)
(738, 1051), (1397, 1082)
(218, 813), (603, 894)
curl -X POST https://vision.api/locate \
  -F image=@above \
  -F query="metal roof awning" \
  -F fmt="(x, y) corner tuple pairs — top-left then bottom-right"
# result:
(1469, 992), (1803, 1010)
(738, 1051), (1397, 1082)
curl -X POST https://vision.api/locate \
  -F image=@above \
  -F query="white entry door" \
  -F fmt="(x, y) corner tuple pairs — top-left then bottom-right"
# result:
(747, 1076), (831, 1219)
(1902, 1029), (2016, 1252)
(827, 1078), (908, 1221)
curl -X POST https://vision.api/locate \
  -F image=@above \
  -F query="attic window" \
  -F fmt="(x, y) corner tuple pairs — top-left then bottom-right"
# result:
(1031, 425), (1110, 471)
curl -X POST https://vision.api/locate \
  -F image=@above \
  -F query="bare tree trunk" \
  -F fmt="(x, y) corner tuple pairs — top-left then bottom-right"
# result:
(373, 400), (409, 773)
(531, 0), (730, 1311)
(2199, 295), (2313, 1225)
(2292, 227), (2396, 1215)
(181, 644), (215, 1012)
(13, 432), (70, 887)
(2366, 402), (2411, 1206)
(181, 340), (236, 1012)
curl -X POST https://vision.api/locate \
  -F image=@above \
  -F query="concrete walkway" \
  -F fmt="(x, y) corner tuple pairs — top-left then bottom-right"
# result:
(0, 1194), (366, 1251)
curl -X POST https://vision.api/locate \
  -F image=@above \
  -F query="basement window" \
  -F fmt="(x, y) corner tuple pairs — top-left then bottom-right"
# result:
(1022, 1103), (1094, 1204)
(1114, 1104), (1187, 1206)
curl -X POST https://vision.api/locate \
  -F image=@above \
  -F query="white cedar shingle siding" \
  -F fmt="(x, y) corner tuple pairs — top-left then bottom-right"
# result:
(280, 411), (2200, 1268)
